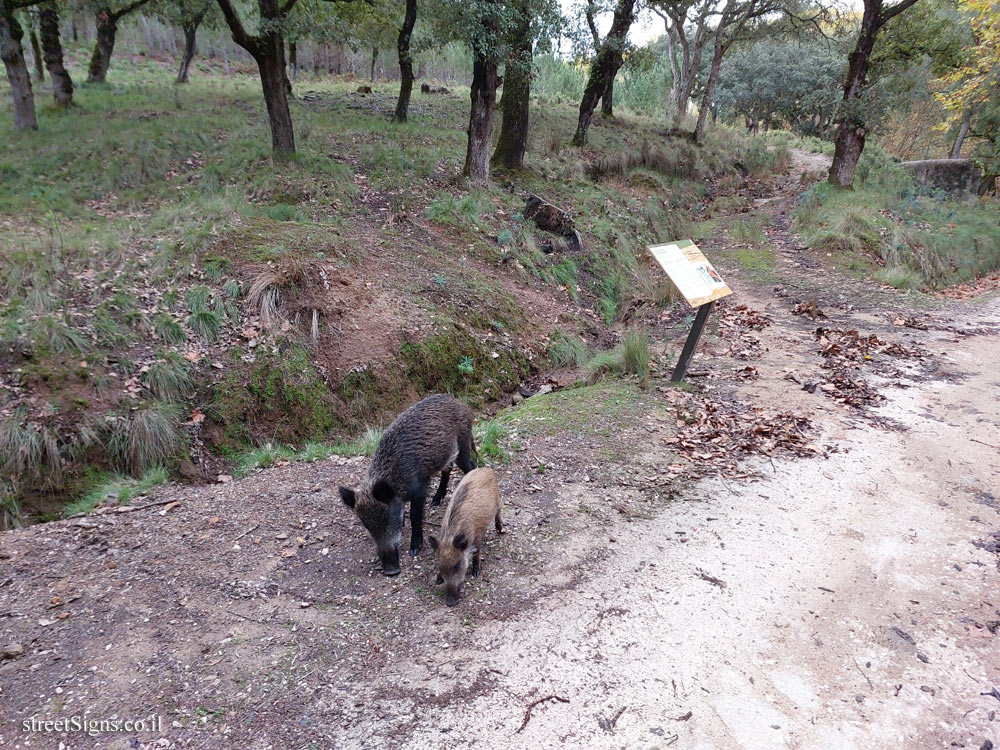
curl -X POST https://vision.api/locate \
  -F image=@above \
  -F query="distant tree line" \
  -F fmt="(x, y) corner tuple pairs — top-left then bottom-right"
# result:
(2, 0), (997, 188)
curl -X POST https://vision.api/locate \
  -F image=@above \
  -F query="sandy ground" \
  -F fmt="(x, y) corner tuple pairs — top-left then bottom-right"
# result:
(378, 299), (1000, 750)
(2, 152), (998, 750)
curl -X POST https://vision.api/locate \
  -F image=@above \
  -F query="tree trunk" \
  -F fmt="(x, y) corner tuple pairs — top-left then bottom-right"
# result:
(392, 0), (416, 122)
(87, 7), (116, 82)
(695, 37), (725, 144)
(288, 40), (296, 80)
(369, 44), (377, 83)
(463, 50), (498, 184)
(1, 8), (37, 130)
(39, 1), (72, 107)
(600, 76), (613, 117)
(828, 2), (882, 188)
(253, 27), (295, 156)
(665, 25), (680, 118)
(572, 0), (635, 146)
(176, 11), (205, 84)
(949, 109), (970, 159)
(28, 18), (43, 80)
(492, 5), (531, 170)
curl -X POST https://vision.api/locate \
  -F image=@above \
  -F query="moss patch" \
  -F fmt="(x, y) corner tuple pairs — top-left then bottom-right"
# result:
(212, 344), (340, 451)
(401, 323), (531, 407)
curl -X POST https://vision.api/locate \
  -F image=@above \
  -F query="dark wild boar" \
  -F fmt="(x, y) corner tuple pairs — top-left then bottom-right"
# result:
(429, 467), (503, 606)
(339, 394), (476, 575)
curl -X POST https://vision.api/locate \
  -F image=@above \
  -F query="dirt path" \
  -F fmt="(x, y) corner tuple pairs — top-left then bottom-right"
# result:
(2, 152), (998, 750)
(384, 303), (1000, 749)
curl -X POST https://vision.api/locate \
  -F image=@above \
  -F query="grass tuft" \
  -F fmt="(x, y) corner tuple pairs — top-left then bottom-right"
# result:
(143, 350), (192, 401)
(548, 330), (590, 368)
(474, 419), (508, 462)
(110, 402), (184, 476)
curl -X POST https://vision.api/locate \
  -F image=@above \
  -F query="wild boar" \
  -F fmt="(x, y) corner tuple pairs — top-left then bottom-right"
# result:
(429, 467), (503, 606)
(339, 394), (476, 576)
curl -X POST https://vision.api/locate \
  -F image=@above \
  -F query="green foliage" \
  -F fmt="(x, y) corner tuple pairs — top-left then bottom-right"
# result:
(716, 38), (844, 138)
(0, 415), (62, 493)
(731, 216), (767, 245)
(188, 308), (222, 341)
(797, 144), (1000, 288)
(621, 329), (651, 385)
(66, 468), (169, 517)
(212, 345), (339, 449)
(154, 313), (187, 345)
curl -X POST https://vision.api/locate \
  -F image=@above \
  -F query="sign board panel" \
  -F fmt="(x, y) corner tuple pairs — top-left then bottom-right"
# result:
(647, 240), (732, 308)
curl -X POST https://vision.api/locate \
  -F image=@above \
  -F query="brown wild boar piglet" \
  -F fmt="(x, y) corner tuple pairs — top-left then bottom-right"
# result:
(429, 467), (503, 607)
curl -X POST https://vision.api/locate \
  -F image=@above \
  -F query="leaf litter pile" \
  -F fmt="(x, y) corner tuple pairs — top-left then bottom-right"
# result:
(791, 327), (929, 412)
(718, 303), (771, 361)
(661, 391), (825, 480)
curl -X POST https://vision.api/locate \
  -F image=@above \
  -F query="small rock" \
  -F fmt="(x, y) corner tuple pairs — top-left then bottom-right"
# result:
(2, 643), (24, 660)
(855, 694), (864, 703)
(275, 532), (288, 540)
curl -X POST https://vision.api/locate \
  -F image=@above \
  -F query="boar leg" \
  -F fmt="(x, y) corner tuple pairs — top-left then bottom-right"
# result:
(457, 432), (476, 474)
(494, 509), (504, 534)
(470, 548), (481, 578)
(429, 469), (450, 507)
(407, 483), (428, 556)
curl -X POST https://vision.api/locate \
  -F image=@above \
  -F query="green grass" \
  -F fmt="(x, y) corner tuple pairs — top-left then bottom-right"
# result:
(547, 329), (590, 368)
(233, 425), (385, 477)
(731, 245), (777, 275)
(621, 329), (651, 385)
(143, 350), (192, 401)
(65, 467), (169, 517)
(731, 216), (768, 245)
(109, 402), (185, 476)
(796, 145), (1000, 289)
(474, 419), (508, 462)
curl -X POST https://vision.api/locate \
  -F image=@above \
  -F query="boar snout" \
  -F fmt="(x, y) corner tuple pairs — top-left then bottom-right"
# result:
(379, 546), (401, 576)
(444, 585), (461, 607)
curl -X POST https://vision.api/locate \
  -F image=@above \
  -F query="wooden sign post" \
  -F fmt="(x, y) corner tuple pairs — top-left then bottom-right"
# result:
(646, 240), (732, 383)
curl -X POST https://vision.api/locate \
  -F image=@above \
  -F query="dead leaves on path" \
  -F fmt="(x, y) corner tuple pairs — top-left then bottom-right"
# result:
(663, 397), (821, 479)
(718, 303), (771, 361)
(810, 327), (927, 411)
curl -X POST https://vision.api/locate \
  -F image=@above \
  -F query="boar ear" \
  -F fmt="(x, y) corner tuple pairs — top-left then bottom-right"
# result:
(453, 533), (468, 551)
(428, 536), (439, 551)
(339, 487), (356, 509)
(372, 480), (394, 504)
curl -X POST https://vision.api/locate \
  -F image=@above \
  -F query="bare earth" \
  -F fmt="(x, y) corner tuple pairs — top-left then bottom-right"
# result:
(2, 152), (999, 749)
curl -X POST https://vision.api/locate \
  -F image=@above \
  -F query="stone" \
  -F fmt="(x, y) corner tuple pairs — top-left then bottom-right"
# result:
(2, 643), (25, 660)
(899, 158), (982, 195)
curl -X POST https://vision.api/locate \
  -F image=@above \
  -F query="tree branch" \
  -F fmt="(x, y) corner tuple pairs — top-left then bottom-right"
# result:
(586, 0), (602, 50)
(215, 0), (254, 52)
(880, 0), (922, 24)
(111, 0), (153, 22)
